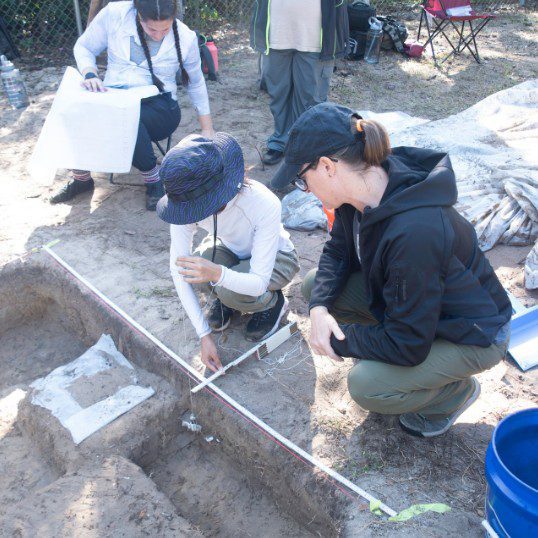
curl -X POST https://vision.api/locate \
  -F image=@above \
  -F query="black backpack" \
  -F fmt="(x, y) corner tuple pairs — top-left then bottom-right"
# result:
(378, 16), (408, 53)
(346, 2), (376, 60)
(347, 1), (376, 32)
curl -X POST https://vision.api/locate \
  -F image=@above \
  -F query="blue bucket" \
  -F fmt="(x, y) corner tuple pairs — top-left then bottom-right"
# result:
(485, 408), (538, 537)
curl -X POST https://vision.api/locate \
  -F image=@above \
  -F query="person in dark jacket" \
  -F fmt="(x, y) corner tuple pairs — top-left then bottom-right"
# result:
(274, 102), (512, 437)
(250, 0), (348, 174)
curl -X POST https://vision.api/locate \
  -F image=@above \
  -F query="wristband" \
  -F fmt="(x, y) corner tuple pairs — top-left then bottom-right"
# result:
(84, 72), (98, 80)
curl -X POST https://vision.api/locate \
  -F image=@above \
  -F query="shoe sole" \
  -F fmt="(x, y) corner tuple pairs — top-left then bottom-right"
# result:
(400, 378), (481, 438)
(245, 298), (289, 342)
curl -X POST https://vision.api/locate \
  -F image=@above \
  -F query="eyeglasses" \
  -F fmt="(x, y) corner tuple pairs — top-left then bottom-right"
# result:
(292, 157), (338, 192)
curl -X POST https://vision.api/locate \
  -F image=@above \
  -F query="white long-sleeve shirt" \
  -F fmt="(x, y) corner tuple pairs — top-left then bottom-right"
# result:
(170, 180), (295, 338)
(73, 1), (210, 113)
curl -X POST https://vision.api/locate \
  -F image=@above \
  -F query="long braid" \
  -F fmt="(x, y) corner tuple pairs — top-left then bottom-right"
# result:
(135, 13), (165, 92)
(172, 19), (189, 86)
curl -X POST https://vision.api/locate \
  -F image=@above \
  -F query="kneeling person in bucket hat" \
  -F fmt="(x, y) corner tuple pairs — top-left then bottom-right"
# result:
(157, 133), (300, 372)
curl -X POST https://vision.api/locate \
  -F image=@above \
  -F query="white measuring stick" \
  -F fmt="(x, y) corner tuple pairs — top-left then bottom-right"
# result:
(43, 245), (397, 517)
(191, 322), (298, 394)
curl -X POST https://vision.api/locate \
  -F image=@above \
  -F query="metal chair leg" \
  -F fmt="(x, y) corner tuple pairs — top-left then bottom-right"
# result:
(418, 11), (424, 41)
(425, 16), (438, 66)
(154, 140), (165, 156)
(155, 135), (172, 157)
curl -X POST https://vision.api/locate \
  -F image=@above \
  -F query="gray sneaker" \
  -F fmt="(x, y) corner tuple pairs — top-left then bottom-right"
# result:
(399, 377), (481, 438)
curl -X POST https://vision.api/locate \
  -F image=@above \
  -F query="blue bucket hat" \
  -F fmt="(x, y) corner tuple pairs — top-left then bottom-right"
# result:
(157, 132), (244, 225)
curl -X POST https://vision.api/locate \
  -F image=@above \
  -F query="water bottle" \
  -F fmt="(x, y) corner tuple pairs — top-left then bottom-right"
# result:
(364, 17), (383, 65)
(1, 55), (30, 109)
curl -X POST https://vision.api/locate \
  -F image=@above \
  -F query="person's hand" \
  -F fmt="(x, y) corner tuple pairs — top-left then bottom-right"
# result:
(81, 76), (107, 93)
(176, 256), (222, 284)
(309, 306), (345, 362)
(200, 334), (223, 372)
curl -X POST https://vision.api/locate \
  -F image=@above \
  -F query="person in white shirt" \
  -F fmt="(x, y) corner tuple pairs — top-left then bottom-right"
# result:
(157, 133), (300, 372)
(50, 0), (214, 211)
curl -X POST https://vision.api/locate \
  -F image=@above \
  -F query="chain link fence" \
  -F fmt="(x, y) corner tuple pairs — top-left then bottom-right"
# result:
(0, 0), (531, 65)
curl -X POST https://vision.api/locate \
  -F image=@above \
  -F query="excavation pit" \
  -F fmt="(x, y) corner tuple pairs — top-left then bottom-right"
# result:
(0, 254), (349, 536)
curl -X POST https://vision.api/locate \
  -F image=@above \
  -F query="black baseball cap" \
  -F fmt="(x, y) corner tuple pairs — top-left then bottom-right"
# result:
(271, 102), (363, 190)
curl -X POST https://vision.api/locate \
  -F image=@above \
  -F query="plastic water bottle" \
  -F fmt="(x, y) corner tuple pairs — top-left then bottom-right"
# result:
(364, 17), (383, 65)
(1, 55), (30, 109)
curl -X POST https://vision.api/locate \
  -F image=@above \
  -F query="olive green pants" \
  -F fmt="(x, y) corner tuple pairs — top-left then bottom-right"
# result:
(197, 238), (299, 313)
(302, 269), (508, 416)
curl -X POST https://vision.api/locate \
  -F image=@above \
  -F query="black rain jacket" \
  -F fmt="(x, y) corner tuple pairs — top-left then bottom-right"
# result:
(309, 147), (512, 366)
(250, 0), (349, 61)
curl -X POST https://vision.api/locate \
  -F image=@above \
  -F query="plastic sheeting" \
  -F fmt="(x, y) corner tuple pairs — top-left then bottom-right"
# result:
(391, 80), (537, 289)
(281, 189), (327, 231)
(30, 334), (155, 444)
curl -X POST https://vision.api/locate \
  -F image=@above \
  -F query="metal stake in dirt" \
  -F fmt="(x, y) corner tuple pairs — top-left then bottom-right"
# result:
(191, 322), (299, 394)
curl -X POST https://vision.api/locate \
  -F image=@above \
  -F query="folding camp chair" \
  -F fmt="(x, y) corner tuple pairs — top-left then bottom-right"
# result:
(108, 135), (172, 186)
(417, 0), (496, 66)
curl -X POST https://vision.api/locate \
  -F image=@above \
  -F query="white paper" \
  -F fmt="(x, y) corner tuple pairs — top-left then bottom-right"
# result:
(29, 67), (158, 183)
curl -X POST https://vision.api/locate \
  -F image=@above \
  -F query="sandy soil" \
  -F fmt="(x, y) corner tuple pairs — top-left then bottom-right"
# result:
(2, 455), (203, 537)
(0, 11), (537, 537)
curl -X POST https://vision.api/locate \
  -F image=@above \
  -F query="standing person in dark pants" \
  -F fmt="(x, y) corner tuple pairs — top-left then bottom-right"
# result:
(250, 0), (348, 181)
(50, 0), (214, 211)
(275, 102), (512, 438)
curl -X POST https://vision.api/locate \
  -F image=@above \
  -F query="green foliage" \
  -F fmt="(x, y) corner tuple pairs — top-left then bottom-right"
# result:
(0, 0), (89, 53)
(200, 3), (219, 22)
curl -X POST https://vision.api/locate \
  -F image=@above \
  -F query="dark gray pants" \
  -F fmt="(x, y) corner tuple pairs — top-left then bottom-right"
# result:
(263, 49), (334, 152)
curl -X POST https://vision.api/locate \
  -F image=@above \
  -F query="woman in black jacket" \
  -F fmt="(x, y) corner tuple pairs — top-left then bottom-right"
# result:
(274, 102), (512, 437)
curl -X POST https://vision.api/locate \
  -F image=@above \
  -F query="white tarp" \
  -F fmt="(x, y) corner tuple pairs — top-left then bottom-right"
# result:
(390, 80), (538, 289)
(28, 67), (158, 184)
(30, 334), (155, 445)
